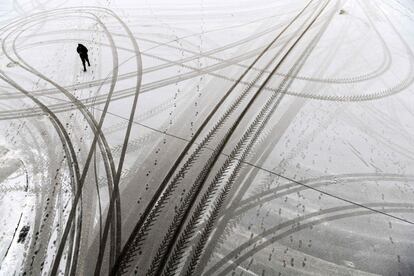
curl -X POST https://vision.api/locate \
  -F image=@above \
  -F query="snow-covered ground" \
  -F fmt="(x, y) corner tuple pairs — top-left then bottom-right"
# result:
(0, 0), (413, 275)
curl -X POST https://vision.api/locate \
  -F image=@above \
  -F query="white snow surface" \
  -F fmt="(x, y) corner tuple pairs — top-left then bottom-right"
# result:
(0, 0), (413, 275)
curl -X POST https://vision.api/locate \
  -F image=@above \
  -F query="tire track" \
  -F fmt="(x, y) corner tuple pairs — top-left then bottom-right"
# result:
(1, 9), (121, 274)
(160, 2), (333, 275)
(207, 202), (414, 276)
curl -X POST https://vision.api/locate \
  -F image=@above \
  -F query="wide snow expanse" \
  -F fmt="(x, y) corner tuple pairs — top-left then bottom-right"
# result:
(0, 0), (413, 275)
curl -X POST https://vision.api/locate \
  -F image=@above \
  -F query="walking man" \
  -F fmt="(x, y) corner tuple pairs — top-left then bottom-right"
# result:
(77, 43), (90, 72)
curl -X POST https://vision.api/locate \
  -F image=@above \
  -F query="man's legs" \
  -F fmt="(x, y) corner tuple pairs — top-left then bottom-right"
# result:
(81, 57), (87, 72)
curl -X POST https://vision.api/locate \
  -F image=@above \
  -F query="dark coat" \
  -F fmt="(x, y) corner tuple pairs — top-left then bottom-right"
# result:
(77, 44), (88, 57)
